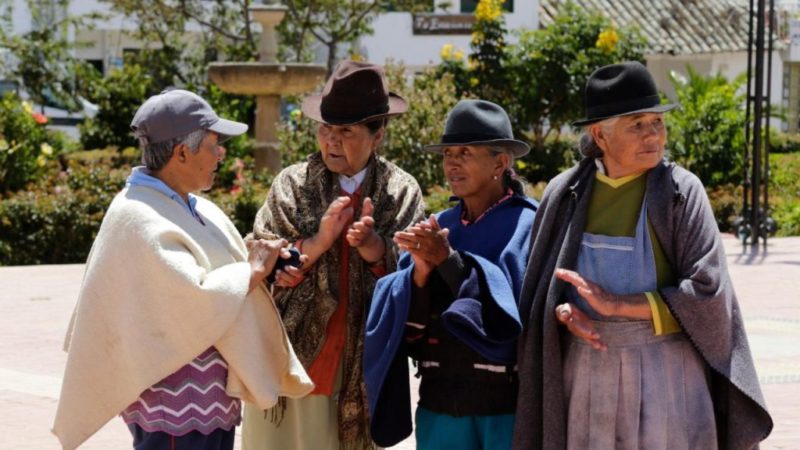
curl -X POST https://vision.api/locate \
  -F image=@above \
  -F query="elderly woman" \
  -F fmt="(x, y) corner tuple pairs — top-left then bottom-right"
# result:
(241, 61), (424, 450)
(54, 90), (312, 450)
(513, 62), (772, 449)
(365, 99), (537, 450)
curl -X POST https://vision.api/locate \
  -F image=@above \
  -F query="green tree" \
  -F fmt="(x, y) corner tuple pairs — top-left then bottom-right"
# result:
(78, 62), (154, 150)
(435, 0), (646, 183)
(666, 66), (746, 187)
(505, 2), (646, 150)
(0, 0), (100, 110)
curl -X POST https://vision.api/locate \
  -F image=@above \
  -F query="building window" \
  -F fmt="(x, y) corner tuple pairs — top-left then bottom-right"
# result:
(85, 59), (104, 76)
(460, 0), (514, 13)
(385, 0), (434, 12)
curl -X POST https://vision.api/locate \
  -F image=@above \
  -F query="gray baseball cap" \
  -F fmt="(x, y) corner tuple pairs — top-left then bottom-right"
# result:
(130, 89), (248, 145)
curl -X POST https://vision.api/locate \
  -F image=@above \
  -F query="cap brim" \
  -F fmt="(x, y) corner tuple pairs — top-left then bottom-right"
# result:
(208, 118), (249, 143)
(424, 138), (530, 158)
(301, 93), (408, 125)
(572, 103), (678, 127)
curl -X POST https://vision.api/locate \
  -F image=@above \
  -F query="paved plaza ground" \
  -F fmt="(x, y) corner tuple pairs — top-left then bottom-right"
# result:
(0, 234), (798, 449)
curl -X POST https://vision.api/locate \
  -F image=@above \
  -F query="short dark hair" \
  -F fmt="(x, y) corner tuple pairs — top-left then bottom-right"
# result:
(363, 118), (387, 134)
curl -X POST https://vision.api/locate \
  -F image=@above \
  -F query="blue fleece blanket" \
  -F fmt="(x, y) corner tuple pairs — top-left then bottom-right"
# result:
(364, 195), (536, 446)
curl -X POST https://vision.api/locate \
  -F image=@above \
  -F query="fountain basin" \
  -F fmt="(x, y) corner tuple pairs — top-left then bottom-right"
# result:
(208, 62), (326, 96)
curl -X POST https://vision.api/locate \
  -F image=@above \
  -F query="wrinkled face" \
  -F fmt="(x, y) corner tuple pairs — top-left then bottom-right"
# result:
(188, 131), (224, 192)
(442, 145), (504, 198)
(317, 123), (383, 176)
(593, 113), (667, 178)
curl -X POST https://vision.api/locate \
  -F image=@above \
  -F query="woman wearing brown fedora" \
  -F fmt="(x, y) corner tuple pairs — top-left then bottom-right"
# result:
(364, 99), (537, 450)
(513, 61), (772, 449)
(241, 60), (424, 450)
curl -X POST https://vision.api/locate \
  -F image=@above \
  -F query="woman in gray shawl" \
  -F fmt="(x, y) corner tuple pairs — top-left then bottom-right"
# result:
(241, 60), (424, 450)
(513, 62), (772, 449)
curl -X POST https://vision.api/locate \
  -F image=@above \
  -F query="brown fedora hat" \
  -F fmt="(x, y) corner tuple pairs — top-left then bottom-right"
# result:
(301, 60), (408, 125)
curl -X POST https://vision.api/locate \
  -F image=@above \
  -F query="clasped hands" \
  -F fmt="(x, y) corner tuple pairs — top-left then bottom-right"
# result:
(393, 215), (452, 288)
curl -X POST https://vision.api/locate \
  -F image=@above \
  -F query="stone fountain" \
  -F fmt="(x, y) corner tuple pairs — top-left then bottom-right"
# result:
(208, 2), (326, 173)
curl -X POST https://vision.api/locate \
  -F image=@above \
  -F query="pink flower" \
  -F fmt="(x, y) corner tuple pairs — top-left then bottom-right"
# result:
(31, 112), (48, 124)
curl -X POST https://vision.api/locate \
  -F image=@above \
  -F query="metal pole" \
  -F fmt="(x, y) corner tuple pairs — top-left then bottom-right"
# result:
(751, 0), (765, 250)
(743, 0), (756, 246)
(763, 0), (775, 248)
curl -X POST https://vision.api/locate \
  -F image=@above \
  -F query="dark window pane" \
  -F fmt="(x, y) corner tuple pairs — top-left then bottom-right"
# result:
(460, 0), (514, 13)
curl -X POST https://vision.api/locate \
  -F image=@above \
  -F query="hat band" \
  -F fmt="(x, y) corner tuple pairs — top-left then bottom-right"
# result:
(441, 132), (509, 144)
(320, 102), (390, 124)
(586, 94), (661, 119)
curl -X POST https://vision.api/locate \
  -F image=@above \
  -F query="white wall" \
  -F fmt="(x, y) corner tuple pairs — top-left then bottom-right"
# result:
(359, 0), (537, 70)
(646, 52), (783, 106)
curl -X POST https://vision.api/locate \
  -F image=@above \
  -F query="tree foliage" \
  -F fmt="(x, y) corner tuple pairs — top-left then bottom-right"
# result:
(0, 0), (100, 110)
(666, 67), (746, 187)
(435, 0), (646, 183)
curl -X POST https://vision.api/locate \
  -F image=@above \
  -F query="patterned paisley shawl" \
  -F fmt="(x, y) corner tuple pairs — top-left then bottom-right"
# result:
(252, 151), (424, 449)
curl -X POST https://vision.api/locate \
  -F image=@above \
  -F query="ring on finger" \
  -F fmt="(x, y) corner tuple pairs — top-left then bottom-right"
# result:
(416, 242), (421, 250)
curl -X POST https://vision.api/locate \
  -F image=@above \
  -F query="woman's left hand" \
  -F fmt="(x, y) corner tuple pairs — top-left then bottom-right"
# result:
(555, 268), (652, 320)
(346, 197), (386, 264)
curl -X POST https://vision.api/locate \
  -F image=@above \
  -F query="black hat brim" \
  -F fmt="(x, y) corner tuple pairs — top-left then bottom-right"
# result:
(301, 92), (408, 125)
(571, 103), (678, 127)
(424, 138), (530, 157)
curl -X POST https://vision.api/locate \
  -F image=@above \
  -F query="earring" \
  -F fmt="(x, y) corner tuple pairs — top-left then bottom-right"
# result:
(493, 175), (498, 180)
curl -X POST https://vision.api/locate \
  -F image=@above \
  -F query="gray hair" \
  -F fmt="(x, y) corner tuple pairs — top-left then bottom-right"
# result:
(578, 117), (618, 158)
(139, 128), (207, 171)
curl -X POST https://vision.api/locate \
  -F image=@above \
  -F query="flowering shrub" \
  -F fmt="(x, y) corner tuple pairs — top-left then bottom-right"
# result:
(0, 93), (62, 193)
(0, 148), (272, 265)
(432, 1), (645, 183)
(596, 28), (620, 54)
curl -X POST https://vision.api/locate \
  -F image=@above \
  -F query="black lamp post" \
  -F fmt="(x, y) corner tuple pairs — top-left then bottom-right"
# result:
(739, 0), (778, 248)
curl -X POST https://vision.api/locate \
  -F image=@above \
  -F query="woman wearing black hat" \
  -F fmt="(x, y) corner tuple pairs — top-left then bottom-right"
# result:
(513, 61), (772, 449)
(241, 60), (425, 450)
(364, 99), (538, 450)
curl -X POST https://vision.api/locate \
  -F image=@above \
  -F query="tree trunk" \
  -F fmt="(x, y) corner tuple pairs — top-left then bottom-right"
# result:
(326, 41), (338, 77)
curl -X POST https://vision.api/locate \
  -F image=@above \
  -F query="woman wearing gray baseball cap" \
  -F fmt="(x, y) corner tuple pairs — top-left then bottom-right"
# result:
(241, 60), (425, 450)
(53, 89), (314, 450)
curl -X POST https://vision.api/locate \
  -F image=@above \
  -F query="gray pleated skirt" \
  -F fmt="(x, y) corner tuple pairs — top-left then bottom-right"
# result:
(563, 320), (717, 450)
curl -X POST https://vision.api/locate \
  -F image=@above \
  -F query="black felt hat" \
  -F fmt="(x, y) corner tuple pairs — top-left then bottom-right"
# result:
(572, 61), (677, 127)
(301, 60), (407, 125)
(424, 99), (530, 157)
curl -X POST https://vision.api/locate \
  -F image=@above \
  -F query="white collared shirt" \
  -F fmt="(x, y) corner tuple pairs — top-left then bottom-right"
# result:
(338, 167), (368, 194)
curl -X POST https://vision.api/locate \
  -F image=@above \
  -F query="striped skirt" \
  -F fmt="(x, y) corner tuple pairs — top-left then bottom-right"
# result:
(563, 320), (717, 450)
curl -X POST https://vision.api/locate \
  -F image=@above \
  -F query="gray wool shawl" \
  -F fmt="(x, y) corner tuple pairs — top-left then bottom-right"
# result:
(513, 158), (773, 450)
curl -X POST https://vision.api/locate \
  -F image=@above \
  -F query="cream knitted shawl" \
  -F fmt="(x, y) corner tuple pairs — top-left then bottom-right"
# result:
(52, 185), (313, 450)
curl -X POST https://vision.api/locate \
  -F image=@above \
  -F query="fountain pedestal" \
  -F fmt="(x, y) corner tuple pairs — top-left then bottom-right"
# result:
(208, 4), (326, 173)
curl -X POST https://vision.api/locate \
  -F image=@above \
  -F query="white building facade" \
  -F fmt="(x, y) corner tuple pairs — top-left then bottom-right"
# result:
(359, 0), (537, 71)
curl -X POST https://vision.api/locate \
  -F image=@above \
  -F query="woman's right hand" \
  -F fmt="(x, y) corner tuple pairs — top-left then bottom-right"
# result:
(302, 196), (354, 266)
(247, 238), (288, 292)
(555, 302), (607, 351)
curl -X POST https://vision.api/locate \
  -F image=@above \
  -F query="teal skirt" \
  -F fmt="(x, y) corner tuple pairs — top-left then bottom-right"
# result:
(415, 406), (514, 450)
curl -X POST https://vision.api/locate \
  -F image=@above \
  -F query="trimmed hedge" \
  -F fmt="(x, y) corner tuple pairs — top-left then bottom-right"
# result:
(0, 150), (270, 265)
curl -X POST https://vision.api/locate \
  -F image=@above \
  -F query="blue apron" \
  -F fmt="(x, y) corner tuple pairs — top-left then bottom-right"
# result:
(571, 201), (656, 316)
(563, 198), (717, 450)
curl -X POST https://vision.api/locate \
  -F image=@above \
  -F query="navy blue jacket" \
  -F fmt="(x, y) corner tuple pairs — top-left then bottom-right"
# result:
(364, 195), (537, 446)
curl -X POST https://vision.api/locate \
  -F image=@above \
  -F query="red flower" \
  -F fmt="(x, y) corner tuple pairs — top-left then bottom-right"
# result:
(230, 185), (242, 196)
(31, 112), (48, 124)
